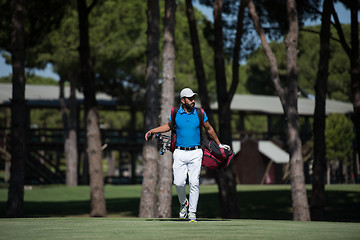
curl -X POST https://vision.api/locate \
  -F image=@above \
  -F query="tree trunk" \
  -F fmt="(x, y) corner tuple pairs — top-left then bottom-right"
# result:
(157, 0), (176, 218)
(3, 110), (11, 183)
(66, 129), (78, 186)
(60, 73), (78, 187)
(248, 0), (310, 221)
(77, 0), (106, 217)
(231, 0), (247, 101)
(349, 1), (360, 181)
(311, 0), (332, 221)
(213, 0), (239, 219)
(185, 0), (214, 125)
(86, 108), (105, 217)
(68, 73), (78, 186)
(7, 0), (26, 218)
(186, 1), (246, 218)
(107, 151), (116, 176)
(285, 0), (310, 221)
(139, 0), (160, 218)
(59, 77), (70, 185)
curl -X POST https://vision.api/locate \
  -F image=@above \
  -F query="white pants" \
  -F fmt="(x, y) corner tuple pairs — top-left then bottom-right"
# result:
(173, 148), (203, 213)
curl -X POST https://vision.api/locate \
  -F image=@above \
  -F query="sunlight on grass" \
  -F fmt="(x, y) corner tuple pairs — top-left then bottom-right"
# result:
(0, 218), (359, 240)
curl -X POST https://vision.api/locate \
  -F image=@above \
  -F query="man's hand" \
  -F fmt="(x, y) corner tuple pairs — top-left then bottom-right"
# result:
(219, 144), (231, 151)
(145, 131), (154, 141)
(144, 122), (172, 141)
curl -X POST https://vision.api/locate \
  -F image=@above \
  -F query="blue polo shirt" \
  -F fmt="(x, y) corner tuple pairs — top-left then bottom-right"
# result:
(170, 106), (208, 148)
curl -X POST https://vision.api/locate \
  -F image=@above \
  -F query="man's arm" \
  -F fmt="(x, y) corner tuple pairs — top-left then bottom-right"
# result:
(203, 121), (221, 145)
(145, 121), (173, 141)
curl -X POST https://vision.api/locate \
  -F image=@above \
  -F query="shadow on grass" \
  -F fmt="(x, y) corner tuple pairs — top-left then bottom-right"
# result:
(1, 189), (359, 222)
(197, 190), (293, 220)
(145, 218), (231, 222)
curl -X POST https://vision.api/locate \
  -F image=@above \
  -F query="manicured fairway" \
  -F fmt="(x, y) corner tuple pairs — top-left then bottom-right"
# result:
(0, 218), (359, 240)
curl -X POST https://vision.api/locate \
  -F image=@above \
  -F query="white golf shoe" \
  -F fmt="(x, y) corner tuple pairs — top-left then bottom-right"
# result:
(179, 199), (189, 219)
(188, 212), (197, 222)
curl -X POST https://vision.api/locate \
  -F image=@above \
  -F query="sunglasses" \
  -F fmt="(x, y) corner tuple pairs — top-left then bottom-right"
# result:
(186, 96), (196, 101)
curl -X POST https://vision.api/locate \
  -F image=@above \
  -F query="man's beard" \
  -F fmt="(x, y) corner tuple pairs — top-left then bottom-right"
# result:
(184, 101), (195, 111)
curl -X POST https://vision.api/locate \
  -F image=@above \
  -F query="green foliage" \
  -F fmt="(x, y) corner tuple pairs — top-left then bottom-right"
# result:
(245, 24), (352, 102)
(246, 42), (287, 95)
(99, 111), (129, 129)
(30, 109), (62, 128)
(0, 76), (11, 83)
(327, 25), (352, 101)
(99, 110), (143, 130)
(90, 0), (147, 86)
(236, 65), (249, 94)
(46, 6), (79, 76)
(0, 74), (59, 85)
(298, 25), (352, 101)
(244, 115), (267, 132)
(0, 0), (70, 67)
(0, 108), (10, 128)
(325, 114), (354, 165)
(32, 0), (216, 101)
(25, 75), (59, 85)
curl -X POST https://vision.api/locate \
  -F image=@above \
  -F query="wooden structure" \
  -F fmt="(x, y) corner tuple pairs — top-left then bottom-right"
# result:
(0, 83), (143, 184)
(235, 138), (289, 184)
(0, 83), (356, 184)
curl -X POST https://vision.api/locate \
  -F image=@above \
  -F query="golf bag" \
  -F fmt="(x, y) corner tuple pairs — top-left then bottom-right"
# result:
(201, 138), (234, 170)
(155, 134), (171, 155)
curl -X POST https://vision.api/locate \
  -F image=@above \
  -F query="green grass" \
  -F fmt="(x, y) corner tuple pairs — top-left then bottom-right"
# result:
(0, 218), (359, 240)
(0, 184), (359, 222)
(0, 185), (359, 240)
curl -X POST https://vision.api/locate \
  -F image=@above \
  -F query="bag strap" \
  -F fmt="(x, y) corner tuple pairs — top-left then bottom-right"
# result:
(171, 106), (179, 129)
(196, 107), (204, 127)
(196, 107), (205, 143)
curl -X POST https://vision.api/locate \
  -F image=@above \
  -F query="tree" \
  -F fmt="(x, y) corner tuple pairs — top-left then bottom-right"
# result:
(7, 0), (26, 218)
(284, 0), (310, 221)
(331, 0), (360, 182)
(77, 0), (106, 217)
(311, 0), (332, 221)
(0, 0), (69, 68)
(0, 0), (73, 188)
(212, 0), (249, 219)
(248, 0), (310, 220)
(185, 0), (214, 125)
(325, 114), (355, 182)
(2, 0), (215, 101)
(186, 0), (246, 218)
(139, 0), (160, 218)
(157, 0), (177, 218)
(37, 1), (80, 186)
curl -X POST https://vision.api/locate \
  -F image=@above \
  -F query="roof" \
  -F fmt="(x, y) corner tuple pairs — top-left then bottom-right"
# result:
(0, 83), (118, 108)
(0, 83), (353, 116)
(258, 141), (289, 163)
(0, 83), (112, 104)
(208, 94), (353, 116)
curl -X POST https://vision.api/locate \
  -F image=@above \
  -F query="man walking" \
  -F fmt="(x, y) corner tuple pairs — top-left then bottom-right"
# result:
(145, 88), (227, 222)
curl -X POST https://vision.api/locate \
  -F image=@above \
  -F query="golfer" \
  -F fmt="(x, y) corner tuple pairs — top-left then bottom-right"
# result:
(145, 88), (228, 222)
